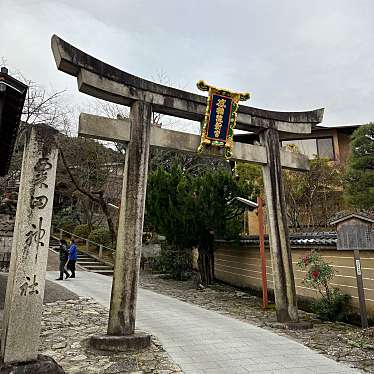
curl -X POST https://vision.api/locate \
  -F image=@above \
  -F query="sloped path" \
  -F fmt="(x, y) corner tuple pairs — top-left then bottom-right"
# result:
(46, 271), (360, 374)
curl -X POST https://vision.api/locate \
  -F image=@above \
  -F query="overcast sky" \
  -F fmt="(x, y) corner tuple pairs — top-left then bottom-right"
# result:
(1, 0), (373, 128)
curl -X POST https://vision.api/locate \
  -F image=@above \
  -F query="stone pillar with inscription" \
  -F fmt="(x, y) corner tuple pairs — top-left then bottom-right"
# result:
(1, 125), (60, 366)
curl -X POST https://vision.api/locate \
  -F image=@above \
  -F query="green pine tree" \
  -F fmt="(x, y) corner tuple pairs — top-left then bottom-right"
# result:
(146, 164), (257, 284)
(344, 123), (374, 209)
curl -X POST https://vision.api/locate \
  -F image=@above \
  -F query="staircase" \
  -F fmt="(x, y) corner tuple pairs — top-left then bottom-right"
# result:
(49, 237), (60, 249)
(49, 234), (114, 277)
(77, 252), (114, 276)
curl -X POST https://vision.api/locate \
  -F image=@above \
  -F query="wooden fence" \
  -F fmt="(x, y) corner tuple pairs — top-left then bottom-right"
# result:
(215, 241), (374, 314)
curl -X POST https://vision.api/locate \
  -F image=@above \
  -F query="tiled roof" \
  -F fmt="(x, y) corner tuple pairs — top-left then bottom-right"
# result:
(329, 210), (374, 224)
(240, 232), (337, 247)
(0, 68), (28, 177)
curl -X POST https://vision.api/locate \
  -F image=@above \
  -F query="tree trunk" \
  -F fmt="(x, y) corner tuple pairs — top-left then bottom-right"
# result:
(58, 146), (117, 243)
(79, 197), (93, 230)
(197, 230), (215, 286)
(97, 192), (116, 245)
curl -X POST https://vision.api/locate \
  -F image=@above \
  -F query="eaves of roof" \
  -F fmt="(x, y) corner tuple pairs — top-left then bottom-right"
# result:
(240, 232), (337, 248)
(0, 69), (28, 177)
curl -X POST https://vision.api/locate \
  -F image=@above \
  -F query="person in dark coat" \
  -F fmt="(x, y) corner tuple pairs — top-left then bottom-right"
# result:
(67, 239), (78, 278)
(56, 239), (70, 280)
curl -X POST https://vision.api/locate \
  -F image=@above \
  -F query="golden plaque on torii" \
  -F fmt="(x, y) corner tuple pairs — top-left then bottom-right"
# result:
(197, 80), (250, 158)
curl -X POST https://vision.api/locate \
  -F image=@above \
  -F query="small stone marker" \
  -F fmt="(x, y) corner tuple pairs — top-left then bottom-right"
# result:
(1, 125), (58, 363)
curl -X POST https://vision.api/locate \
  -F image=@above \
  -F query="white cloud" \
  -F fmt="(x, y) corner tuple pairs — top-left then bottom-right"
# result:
(1, 0), (373, 126)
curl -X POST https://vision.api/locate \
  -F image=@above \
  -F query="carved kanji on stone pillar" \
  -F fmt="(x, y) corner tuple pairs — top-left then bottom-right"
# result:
(1, 125), (58, 363)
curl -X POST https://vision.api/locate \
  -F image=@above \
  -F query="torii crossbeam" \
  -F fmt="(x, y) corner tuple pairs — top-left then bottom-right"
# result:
(51, 35), (324, 345)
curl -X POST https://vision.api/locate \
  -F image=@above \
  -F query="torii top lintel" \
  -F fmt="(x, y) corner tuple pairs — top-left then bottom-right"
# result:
(51, 35), (324, 134)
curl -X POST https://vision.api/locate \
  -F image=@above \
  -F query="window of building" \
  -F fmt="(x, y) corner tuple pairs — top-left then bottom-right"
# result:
(281, 137), (335, 160)
(317, 138), (335, 160)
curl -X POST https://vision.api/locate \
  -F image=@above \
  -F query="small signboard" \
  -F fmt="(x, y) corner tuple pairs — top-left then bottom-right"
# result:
(331, 213), (374, 251)
(197, 80), (249, 159)
(331, 213), (373, 328)
(205, 94), (233, 143)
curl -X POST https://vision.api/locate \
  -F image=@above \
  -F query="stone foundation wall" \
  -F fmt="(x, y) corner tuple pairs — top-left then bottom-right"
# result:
(0, 214), (15, 272)
(0, 237), (12, 271)
(215, 241), (374, 315)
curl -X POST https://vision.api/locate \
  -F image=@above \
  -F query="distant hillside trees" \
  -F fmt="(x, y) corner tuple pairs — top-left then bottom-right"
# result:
(283, 155), (344, 230)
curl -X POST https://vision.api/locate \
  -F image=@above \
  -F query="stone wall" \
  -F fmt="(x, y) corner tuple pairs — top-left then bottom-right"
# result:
(214, 241), (374, 315)
(0, 214), (15, 271)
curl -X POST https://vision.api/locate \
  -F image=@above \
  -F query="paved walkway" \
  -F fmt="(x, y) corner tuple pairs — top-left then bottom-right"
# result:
(46, 271), (360, 374)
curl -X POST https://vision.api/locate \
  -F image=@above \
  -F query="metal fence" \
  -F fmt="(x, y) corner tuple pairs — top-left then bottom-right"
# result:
(0, 236), (12, 271)
(54, 227), (115, 259)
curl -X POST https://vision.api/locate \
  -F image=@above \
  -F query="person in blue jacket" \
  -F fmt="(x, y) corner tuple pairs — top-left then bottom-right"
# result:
(67, 239), (78, 278)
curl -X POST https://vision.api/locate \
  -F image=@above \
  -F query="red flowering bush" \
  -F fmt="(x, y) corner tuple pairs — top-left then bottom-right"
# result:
(297, 250), (334, 297)
(297, 250), (351, 321)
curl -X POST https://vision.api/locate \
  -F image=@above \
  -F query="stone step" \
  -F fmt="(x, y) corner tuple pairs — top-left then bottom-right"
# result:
(83, 265), (113, 269)
(82, 263), (113, 268)
(95, 269), (113, 272)
(77, 255), (95, 258)
(75, 252), (114, 276)
(84, 268), (114, 276)
(95, 270), (114, 276)
(49, 238), (60, 248)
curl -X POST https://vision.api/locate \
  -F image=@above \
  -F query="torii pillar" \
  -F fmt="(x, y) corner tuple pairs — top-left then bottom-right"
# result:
(260, 127), (298, 321)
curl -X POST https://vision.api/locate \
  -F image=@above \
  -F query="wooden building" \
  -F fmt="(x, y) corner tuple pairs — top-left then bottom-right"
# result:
(234, 124), (359, 165)
(331, 213), (374, 251)
(280, 124), (359, 165)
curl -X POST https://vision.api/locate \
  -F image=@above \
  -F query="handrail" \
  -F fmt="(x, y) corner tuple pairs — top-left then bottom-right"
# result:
(53, 226), (115, 258)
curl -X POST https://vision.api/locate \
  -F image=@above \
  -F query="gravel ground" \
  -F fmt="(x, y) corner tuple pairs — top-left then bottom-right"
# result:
(139, 271), (374, 373)
(40, 298), (182, 374)
(0, 263), (181, 373)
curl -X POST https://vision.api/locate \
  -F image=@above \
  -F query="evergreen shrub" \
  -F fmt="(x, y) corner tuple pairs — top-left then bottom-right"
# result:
(73, 224), (92, 239)
(154, 244), (192, 280)
(313, 288), (351, 322)
(88, 228), (112, 247)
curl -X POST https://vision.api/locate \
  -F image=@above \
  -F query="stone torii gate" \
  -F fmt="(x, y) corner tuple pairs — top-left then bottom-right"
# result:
(51, 35), (323, 343)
